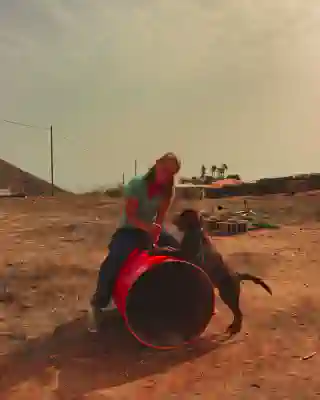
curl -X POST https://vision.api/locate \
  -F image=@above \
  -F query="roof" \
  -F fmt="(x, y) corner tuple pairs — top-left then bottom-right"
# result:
(210, 178), (243, 188)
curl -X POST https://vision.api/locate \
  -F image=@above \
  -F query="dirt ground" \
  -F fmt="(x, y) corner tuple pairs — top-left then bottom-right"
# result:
(0, 193), (320, 399)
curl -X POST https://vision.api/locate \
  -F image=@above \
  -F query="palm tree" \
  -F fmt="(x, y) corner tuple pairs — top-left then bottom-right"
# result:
(211, 165), (217, 178)
(217, 167), (224, 179)
(219, 163), (228, 179)
(222, 163), (228, 174)
(200, 164), (206, 180)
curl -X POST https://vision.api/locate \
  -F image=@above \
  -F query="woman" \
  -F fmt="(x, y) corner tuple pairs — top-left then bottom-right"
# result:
(89, 152), (181, 332)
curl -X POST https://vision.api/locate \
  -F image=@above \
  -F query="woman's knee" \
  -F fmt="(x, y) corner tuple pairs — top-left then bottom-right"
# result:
(108, 229), (146, 261)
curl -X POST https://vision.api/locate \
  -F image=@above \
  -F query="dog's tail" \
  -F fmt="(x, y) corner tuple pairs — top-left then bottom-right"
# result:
(237, 273), (272, 295)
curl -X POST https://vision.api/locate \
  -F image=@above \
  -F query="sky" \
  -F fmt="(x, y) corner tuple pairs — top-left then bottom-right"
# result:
(0, 0), (320, 192)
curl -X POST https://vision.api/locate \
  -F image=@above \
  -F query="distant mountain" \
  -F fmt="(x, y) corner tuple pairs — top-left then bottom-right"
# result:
(0, 158), (67, 196)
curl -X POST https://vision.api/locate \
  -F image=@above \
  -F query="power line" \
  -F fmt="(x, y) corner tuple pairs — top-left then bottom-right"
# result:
(3, 119), (49, 131)
(2, 119), (55, 196)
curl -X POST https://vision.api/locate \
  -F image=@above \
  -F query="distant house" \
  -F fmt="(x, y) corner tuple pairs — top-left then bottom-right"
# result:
(0, 188), (12, 197)
(0, 187), (27, 198)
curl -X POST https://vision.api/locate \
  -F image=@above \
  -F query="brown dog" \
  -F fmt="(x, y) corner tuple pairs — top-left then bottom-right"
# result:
(154, 209), (272, 335)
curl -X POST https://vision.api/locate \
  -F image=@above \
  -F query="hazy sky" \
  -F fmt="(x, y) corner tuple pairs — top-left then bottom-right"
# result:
(1, 0), (320, 192)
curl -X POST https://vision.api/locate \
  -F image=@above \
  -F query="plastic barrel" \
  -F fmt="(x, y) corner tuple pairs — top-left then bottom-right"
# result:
(112, 250), (215, 350)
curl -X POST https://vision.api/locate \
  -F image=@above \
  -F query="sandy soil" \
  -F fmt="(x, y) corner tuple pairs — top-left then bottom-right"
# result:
(0, 193), (320, 399)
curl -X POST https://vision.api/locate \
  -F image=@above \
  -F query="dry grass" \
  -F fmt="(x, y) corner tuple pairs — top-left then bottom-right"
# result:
(0, 193), (320, 399)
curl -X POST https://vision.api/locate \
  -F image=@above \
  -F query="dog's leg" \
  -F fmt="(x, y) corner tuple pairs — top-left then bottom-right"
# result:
(217, 278), (243, 336)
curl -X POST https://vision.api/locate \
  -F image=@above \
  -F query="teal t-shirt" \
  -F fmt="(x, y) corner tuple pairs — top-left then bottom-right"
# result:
(119, 175), (164, 229)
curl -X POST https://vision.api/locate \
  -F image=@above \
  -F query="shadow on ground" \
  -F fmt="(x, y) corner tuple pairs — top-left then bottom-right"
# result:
(0, 312), (227, 399)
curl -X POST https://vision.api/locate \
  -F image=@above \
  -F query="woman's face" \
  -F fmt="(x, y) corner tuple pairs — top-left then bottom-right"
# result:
(154, 158), (179, 184)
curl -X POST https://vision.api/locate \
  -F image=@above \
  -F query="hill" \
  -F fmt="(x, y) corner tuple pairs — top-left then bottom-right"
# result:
(0, 158), (66, 196)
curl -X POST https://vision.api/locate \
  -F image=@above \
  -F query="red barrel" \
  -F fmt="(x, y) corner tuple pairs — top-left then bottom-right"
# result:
(112, 250), (215, 350)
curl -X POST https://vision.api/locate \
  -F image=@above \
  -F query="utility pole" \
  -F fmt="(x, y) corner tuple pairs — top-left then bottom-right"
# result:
(3, 119), (55, 196)
(50, 125), (54, 196)
(134, 159), (137, 176)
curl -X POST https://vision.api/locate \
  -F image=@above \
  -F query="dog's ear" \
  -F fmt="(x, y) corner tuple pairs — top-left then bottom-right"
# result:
(198, 212), (205, 228)
(172, 209), (191, 231)
(182, 209), (202, 229)
(174, 210), (190, 231)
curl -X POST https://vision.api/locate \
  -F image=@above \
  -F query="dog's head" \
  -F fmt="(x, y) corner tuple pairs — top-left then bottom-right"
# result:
(173, 209), (204, 232)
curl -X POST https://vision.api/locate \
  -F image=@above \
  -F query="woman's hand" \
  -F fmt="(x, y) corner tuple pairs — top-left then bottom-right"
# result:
(150, 223), (162, 244)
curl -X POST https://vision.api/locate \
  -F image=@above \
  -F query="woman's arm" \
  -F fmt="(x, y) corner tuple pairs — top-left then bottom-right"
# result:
(123, 178), (155, 233)
(155, 197), (171, 226)
(125, 197), (153, 233)
(155, 185), (175, 226)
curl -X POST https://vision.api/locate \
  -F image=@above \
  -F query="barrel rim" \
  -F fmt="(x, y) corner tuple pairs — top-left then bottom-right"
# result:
(123, 258), (215, 350)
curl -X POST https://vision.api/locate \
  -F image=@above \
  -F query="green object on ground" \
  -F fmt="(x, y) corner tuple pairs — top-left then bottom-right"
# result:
(250, 222), (280, 230)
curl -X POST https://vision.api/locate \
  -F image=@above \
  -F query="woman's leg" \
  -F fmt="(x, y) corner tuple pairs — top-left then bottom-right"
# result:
(92, 229), (147, 309)
(89, 229), (150, 331)
(157, 229), (180, 249)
